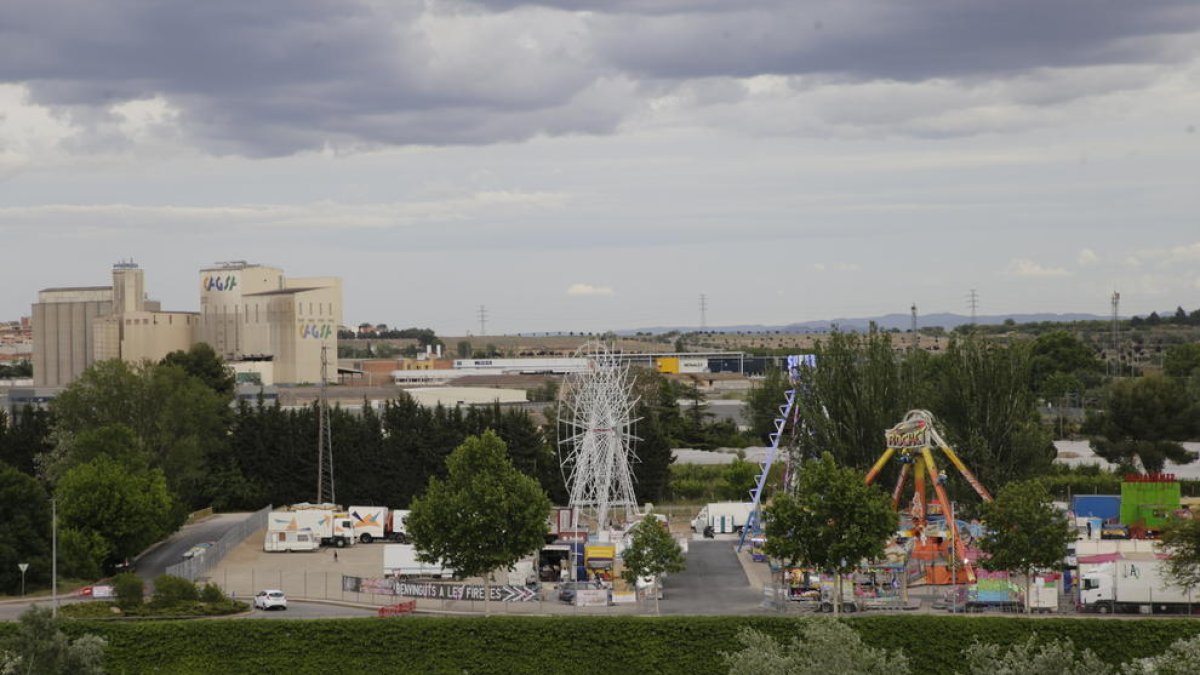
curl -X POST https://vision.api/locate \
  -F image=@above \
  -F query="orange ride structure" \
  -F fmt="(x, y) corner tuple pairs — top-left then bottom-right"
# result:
(864, 410), (993, 584)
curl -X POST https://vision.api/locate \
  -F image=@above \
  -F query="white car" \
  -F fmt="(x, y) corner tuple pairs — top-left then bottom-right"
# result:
(254, 589), (288, 611)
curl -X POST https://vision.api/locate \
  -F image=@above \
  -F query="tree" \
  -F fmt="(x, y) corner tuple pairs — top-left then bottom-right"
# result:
(632, 400), (674, 504)
(406, 431), (551, 614)
(1123, 633), (1200, 674)
(619, 514), (685, 613)
(55, 455), (176, 569)
(965, 636), (1109, 675)
(763, 452), (898, 614)
(1029, 330), (1102, 394)
(746, 366), (790, 444)
(722, 622), (909, 675)
(51, 359), (231, 507)
(1089, 374), (1200, 472)
(0, 404), (54, 478)
(0, 605), (106, 675)
(1159, 516), (1200, 593)
(1164, 343), (1200, 378)
(0, 462), (51, 594)
(160, 342), (236, 396)
(977, 480), (1075, 614)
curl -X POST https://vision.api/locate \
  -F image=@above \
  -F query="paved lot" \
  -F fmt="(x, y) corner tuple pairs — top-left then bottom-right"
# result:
(244, 600), (379, 620)
(660, 539), (768, 615)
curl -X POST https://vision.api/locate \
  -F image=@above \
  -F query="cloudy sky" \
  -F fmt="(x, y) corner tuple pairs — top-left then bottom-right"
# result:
(2, 0), (1198, 334)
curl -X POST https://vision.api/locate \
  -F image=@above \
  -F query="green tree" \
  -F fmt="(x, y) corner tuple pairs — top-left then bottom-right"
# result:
(763, 453), (898, 614)
(0, 605), (106, 675)
(619, 514), (685, 613)
(56, 455), (176, 569)
(1164, 343), (1200, 378)
(1029, 330), (1102, 394)
(977, 480), (1075, 614)
(965, 636), (1109, 675)
(1159, 517), (1200, 593)
(0, 462), (51, 594)
(746, 366), (790, 444)
(632, 400), (675, 504)
(1123, 633), (1200, 674)
(722, 621), (909, 675)
(0, 405), (54, 478)
(1089, 374), (1200, 472)
(51, 359), (231, 507)
(160, 342), (236, 396)
(406, 431), (551, 614)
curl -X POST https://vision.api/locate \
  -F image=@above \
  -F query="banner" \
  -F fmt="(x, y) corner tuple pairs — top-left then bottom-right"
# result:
(342, 576), (538, 602)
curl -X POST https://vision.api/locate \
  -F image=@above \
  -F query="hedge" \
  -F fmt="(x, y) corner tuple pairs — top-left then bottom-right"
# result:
(1, 615), (1198, 674)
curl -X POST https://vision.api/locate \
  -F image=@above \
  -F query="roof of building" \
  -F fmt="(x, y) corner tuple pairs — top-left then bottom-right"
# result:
(38, 286), (112, 293)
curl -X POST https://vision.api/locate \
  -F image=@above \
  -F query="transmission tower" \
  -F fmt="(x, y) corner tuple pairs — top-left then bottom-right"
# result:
(557, 342), (641, 535)
(478, 305), (488, 336)
(968, 289), (979, 325)
(699, 294), (708, 331)
(316, 345), (335, 505)
(910, 303), (919, 353)
(1111, 291), (1121, 377)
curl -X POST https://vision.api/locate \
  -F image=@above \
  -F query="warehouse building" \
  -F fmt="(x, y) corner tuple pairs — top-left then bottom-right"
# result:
(31, 260), (340, 387)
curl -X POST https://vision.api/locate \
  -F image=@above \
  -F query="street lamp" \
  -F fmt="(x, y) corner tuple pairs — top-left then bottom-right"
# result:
(18, 563), (28, 597)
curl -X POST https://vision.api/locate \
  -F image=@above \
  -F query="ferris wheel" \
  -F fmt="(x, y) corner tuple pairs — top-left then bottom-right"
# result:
(557, 341), (641, 534)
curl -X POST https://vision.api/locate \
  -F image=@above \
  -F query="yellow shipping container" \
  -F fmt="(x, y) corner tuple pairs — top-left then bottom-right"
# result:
(655, 357), (680, 374)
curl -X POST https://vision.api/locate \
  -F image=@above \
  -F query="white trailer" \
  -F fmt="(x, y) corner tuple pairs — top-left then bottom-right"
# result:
(383, 544), (455, 579)
(264, 529), (320, 552)
(349, 505), (388, 543)
(691, 502), (754, 534)
(272, 508), (356, 548)
(1027, 575), (1059, 613)
(1081, 555), (1197, 614)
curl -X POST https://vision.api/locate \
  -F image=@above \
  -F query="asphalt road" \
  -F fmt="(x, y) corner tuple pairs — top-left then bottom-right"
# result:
(244, 600), (379, 620)
(660, 540), (767, 615)
(136, 512), (253, 584)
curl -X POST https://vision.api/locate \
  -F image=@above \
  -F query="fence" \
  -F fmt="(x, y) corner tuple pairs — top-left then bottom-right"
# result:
(209, 566), (652, 615)
(166, 505), (272, 581)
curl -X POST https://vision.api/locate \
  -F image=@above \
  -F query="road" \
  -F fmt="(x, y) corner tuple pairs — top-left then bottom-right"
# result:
(245, 600), (379, 620)
(660, 540), (768, 615)
(136, 512), (253, 584)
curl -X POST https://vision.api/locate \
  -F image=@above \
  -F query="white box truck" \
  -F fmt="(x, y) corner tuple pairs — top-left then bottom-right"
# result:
(349, 505), (388, 544)
(383, 544), (455, 579)
(1081, 555), (1197, 614)
(389, 509), (411, 543)
(264, 529), (320, 552)
(271, 508), (356, 548)
(691, 502), (754, 534)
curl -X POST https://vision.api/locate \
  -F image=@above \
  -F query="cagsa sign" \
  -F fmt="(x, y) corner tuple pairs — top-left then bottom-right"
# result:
(299, 324), (333, 339)
(202, 274), (239, 292)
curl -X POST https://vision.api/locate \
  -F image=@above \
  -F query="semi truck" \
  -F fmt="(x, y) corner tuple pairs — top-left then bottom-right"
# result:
(269, 508), (356, 548)
(346, 506), (411, 543)
(1080, 555), (1197, 614)
(383, 544), (455, 579)
(691, 502), (753, 534)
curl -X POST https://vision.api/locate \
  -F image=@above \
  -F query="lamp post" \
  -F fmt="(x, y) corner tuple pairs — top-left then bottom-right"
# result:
(18, 563), (28, 597)
(52, 498), (58, 618)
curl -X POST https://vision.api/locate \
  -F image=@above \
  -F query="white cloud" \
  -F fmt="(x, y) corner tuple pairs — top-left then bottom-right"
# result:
(1077, 248), (1100, 266)
(1168, 241), (1200, 263)
(1005, 258), (1071, 278)
(566, 283), (615, 297)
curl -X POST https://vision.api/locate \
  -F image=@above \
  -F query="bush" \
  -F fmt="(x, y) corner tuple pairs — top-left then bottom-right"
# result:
(199, 583), (224, 604)
(0, 615), (1198, 674)
(151, 575), (198, 607)
(111, 572), (143, 610)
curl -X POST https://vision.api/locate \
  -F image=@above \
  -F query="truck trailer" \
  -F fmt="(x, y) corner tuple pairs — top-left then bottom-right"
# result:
(1080, 554), (1197, 614)
(383, 544), (455, 579)
(691, 502), (753, 534)
(269, 508), (356, 548)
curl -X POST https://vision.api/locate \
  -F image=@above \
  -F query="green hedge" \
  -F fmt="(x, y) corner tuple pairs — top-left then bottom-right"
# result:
(2, 615), (1197, 674)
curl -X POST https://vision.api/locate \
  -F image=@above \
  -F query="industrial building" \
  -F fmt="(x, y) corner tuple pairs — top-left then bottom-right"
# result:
(31, 260), (341, 388)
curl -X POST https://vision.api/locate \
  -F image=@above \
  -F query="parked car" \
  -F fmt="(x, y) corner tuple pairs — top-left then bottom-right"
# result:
(254, 589), (288, 611)
(557, 581), (602, 603)
(182, 542), (213, 559)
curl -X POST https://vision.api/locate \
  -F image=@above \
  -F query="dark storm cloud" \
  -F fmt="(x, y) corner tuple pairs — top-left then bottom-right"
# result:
(2, 0), (1198, 155)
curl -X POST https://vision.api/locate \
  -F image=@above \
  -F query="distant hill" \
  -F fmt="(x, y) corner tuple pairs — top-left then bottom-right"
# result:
(621, 312), (1110, 335)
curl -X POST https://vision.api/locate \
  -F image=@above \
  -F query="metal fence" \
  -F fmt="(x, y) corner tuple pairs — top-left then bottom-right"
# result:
(165, 505), (272, 581)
